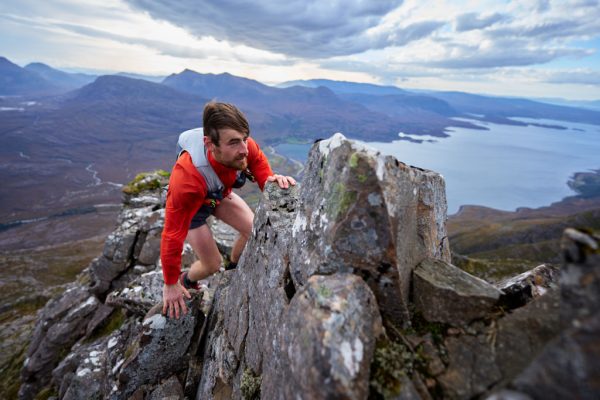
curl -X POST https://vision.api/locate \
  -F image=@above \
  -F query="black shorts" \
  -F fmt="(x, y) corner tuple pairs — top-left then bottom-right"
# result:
(189, 204), (216, 230)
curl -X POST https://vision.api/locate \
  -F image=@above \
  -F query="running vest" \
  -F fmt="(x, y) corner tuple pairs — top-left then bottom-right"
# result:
(176, 127), (225, 198)
(176, 127), (251, 202)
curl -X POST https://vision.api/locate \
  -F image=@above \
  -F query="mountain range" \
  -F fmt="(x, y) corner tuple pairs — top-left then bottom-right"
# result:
(1, 55), (600, 235)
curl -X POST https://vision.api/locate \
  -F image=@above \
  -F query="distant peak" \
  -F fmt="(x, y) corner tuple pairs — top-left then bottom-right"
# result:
(180, 68), (201, 75)
(25, 62), (52, 70)
(0, 56), (15, 65)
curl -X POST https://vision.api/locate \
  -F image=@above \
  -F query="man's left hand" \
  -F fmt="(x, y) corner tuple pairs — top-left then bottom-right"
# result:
(267, 174), (296, 189)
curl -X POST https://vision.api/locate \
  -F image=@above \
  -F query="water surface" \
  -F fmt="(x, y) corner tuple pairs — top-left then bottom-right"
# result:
(274, 119), (600, 214)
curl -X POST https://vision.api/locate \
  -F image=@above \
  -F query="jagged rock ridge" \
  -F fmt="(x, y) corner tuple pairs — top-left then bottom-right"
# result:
(18, 135), (600, 399)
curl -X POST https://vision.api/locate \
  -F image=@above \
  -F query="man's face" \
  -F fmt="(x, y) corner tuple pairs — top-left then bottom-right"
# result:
(206, 128), (249, 170)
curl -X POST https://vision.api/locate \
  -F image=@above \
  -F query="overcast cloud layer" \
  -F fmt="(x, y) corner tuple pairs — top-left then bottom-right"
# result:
(1, 0), (599, 99)
(123, 0), (411, 58)
(122, 0), (599, 65)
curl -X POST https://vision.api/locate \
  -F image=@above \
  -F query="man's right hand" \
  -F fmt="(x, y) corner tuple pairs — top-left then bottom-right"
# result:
(162, 282), (191, 319)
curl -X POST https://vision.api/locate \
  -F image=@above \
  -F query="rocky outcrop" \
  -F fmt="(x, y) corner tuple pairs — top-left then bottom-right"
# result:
(494, 263), (558, 309)
(17, 169), (259, 400)
(18, 285), (101, 399)
(116, 297), (203, 400)
(413, 258), (502, 325)
(503, 228), (600, 399)
(195, 135), (597, 399)
(291, 134), (451, 327)
(18, 136), (600, 399)
(195, 133), (451, 398)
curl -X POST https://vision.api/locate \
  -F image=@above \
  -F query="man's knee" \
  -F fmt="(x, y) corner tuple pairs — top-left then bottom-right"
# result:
(238, 209), (254, 240)
(206, 259), (223, 274)
(239, 223), (252, 240)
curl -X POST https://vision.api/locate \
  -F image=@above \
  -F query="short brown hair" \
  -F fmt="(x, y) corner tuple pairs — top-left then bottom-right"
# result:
(203, 102), (250, 145)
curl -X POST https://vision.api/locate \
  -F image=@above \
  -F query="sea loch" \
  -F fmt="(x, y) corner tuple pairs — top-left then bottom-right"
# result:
(275, 118), (600, 214)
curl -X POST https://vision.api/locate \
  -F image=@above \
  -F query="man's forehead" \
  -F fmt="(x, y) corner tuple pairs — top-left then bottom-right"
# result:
(219, 128), (248, 141)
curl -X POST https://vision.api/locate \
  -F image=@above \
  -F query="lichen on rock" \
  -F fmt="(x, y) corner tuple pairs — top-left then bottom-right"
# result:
(17, 133), (599, 400)
(240, 368), (261, 400)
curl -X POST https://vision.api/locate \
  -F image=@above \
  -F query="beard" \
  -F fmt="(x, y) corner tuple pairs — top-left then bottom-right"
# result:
(229, 157), (248, 171)
(218, 155), (248, 171)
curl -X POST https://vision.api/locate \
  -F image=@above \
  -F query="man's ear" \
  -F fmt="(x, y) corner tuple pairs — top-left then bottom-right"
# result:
(204, 136), (215, 151)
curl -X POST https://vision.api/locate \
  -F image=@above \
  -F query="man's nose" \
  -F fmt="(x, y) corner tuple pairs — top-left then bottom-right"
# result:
(240, 141), (248, 155)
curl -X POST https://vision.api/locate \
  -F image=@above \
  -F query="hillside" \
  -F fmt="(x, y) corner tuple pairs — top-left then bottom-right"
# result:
(163, 69), (405, 141)
(0, 75), (207, 225)
(0, 57), (60, 96)
(448, 170), (600, 281)
(24, 63), (96, 91)
(1, 56), (599, 253)
(288, 79), (600, 128)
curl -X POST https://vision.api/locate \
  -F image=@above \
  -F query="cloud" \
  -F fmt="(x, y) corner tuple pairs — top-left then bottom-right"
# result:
(1, 0), (599, 99)
(455, 12), (509, 32)
(0, 13), (291, 66)
(545, 69), (600, 85)
(486, 1), (600, 41)
(121, 0), (444, 58)
(55, 22), (291, 65)
(425, 44), (592, 69)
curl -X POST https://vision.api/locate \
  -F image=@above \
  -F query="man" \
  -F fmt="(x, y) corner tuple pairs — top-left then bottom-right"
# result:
(161, 102), (296, 319)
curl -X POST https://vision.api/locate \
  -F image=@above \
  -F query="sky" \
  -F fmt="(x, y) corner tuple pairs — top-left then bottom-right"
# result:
(1, 0), (599, 100)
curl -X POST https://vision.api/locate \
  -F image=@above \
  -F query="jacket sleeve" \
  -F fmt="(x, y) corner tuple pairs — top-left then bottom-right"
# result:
(247, 138), (274, 191)
(160, 154), (206, 285)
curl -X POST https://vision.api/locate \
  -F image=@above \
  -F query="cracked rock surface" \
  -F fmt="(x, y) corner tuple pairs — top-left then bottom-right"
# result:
(17, 136), (599, 400)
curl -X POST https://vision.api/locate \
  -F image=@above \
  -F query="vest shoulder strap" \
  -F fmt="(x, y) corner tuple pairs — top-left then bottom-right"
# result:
(176, 128), (224, 195)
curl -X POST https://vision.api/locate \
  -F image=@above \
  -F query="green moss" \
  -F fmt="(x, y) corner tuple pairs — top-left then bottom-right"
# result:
(317, 285), (333, 299)
(122, 170), (169, 195)
(349, 152), (359, 168)
(34, 386), (58, 400)
(411, 313), (447, 344)
(369, 339), (412, 399)
(0, 343), (26, 399)
(124, 341), (139, 361)
(84, 309), (126, 344)
(340, 190), (357, 215)
(240, 368), (261, 400)
(357, 174), (368, 183)
(326, 182), (357, 220)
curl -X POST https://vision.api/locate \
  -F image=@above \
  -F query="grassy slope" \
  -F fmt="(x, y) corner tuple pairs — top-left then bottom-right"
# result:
(0, 235), (105, 398)
(448, 195), (600, 281)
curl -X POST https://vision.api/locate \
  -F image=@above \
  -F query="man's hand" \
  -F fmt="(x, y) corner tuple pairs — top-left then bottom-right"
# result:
(267, 174), (296, 189)
(162, 282), (191, 319)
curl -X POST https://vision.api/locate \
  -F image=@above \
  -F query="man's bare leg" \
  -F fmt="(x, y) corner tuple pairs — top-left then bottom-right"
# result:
(186, 225), (223, 282)
(214, 192), (254, 264)
(230, 236), (246, 264)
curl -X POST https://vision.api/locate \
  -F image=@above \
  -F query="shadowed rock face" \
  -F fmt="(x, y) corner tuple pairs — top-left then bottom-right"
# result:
(506, 229), (600, 400)
(413, 258), (502, 325)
